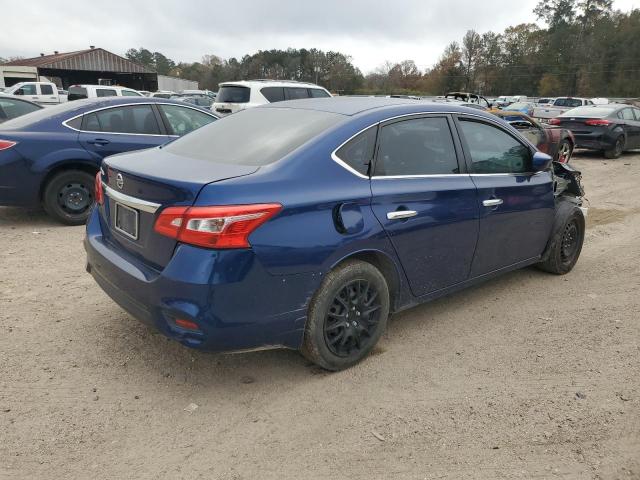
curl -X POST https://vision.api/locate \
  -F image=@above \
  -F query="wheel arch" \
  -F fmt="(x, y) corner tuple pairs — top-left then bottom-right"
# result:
(330, 249), (404, 312)
(39, 160), (99, 202)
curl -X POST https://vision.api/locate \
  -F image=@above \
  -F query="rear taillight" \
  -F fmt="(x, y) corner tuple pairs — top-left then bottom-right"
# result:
(95, 172), (103, 205)
(548, 118), (561, 125)
(0, 140), (17, 151)
(585, 119), (612, 126)
(154, 203), (282, 249)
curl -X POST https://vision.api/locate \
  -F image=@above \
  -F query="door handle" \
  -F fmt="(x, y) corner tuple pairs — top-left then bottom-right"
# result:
(483, 199), (503, 207)
(88, 139), (110, 146)
(387, 210), (418, 220)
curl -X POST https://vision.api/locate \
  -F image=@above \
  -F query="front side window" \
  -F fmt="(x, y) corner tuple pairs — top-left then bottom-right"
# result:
(16, 84), (37, 95)
(285, 87), (309, 100)
(458, 119), (531, 174)
(40, 84), (54, 95)
(261, 87), (285, 103)
(83, 105), (160, 135)
(96, 89), (117, 98)
(335, 127), (377, 176)
(374, 117), (459, 176)
(159, 104), (215, 136)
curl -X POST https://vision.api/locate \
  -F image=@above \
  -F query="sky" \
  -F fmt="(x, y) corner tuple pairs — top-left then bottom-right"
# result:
(1, 0), (637, 74)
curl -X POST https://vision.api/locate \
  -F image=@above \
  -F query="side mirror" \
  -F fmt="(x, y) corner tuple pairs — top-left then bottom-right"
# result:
(532, 151), (553, 172)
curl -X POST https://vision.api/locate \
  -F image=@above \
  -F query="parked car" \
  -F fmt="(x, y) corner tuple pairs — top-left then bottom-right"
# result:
(0, 97), (217, 224)
(67, 85), (143, 101)
(444, 92), (492, 108)
(85, 98), (586, 371)
(533, 97), (595, 121)
(493, 110), (575, 162)
(180, 89), (217, 99)
(0, 97), (43, 123)
(550, 104), (640, 158)
(502, 102), (535, 116)
(149, 91), (176, 99)
(537, 98), (555, 105)
(212, 80), (331, 116)
(2, 81), (67, 106)
(172, 93), (214, 108)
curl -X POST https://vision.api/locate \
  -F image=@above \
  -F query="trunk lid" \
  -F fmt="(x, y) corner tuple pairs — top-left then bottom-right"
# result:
(100, 147), (259, 269)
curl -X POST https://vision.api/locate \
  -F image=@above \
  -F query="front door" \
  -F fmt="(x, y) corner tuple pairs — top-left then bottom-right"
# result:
(78, 104), (169, 160)
(454, 116), (555, 276)
(369, 115), (479, 297)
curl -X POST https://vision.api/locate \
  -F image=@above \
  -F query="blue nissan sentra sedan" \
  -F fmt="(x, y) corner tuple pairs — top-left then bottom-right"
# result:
(85, 97), (586, 370)
(0, 97), (217, 224)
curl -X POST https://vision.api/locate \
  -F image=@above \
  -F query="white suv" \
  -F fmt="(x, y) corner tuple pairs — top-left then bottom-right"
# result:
(67, 85), (143, 101)
(212, 80), (331, 116)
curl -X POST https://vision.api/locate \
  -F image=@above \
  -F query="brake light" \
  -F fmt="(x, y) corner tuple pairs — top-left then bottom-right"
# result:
(0, 140), (17, 151)
(585, 119), (612, 126)
(154, 203), (282, 249)
(548, 118), (561, 125)
(95, 172), (103, 205)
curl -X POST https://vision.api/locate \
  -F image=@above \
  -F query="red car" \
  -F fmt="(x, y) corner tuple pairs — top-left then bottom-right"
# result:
(493, 111), (575, 163)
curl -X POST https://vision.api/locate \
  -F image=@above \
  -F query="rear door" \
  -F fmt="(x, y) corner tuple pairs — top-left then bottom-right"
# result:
(454, 116), (555, 276)
(37, 84), (59, 105)
(619, 108), (640, 148)
(369, 114), (479, 297)
(79, 104), (170, 159)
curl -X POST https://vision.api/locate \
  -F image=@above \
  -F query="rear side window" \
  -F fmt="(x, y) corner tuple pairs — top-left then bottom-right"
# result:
(261, 87), (285, 103)
(374, 117), (459, 176)
(96, 89), (117, 98)
(82, 105), (160, 135)
(285, 87), (309, 100)
(634, 108), (640, 121)
(40, 84), (54, 95)
(309, 88), (330, 98)
(159, 104), (215, 136)
(217, 86), (250, 103)
(164, 107), (342, 166)
(618, 108), (635, 121)
(335, 126), (377, 176)
(458, 119), (530, 174)
(68, 86), (88, 101)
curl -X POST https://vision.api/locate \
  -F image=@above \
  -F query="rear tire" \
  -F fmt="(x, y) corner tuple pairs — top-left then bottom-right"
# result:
(43, 170), (95, 225)
(604, 136), (624, 159)
(301, 260), (390, 371)
(556, 139), (573, 163)
(537, 201), (585, 275)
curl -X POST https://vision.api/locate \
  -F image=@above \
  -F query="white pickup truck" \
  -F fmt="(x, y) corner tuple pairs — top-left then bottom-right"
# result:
(533, 97), (594, 121)
(1, 82), (67, 106)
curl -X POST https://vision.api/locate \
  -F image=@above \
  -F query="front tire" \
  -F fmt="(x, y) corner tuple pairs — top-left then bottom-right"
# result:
(604, 135), (624, 159)
(556, 139), (573, 163)
(43, 170), (95, 225)
(301, 260), (390, 371)
(537, 201), (585, 275)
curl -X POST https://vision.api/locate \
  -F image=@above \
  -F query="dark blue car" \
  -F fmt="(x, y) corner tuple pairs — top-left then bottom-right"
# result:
(0, 97), (217, 224)
(85, 98), (586, 370)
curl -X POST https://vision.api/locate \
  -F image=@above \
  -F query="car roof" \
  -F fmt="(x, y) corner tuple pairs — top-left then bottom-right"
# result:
(220, 80), (327, 89)
(260, 96), (494, 118)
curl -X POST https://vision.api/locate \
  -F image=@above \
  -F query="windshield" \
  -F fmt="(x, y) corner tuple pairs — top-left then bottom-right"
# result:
(216, 86), (250, 103)
(560, 106), (615, 118)
(164, 106), (344, 166)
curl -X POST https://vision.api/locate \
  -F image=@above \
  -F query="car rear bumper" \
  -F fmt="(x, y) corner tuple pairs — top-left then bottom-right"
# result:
(84, 208), (317, 352)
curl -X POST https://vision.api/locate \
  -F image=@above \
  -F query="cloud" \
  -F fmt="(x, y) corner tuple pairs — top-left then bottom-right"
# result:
(0, 0), (636, 73)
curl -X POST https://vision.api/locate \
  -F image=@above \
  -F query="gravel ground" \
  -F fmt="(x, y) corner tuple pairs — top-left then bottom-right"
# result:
(1, 151), (639, 480)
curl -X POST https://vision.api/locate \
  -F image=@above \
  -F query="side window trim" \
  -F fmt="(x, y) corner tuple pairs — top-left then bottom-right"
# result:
(371, 113), (466, 179)
(453, 114), (536, 175)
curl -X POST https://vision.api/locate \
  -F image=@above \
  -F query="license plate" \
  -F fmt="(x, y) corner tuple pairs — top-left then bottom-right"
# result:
(114, 203), (139, 240)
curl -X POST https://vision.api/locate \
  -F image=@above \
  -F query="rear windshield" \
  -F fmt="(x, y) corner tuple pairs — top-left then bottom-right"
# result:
(554, 98), (583, 108)
(0, 100), (87, 130)
(216, 86), (250, 103)
(163, 107), (343, 166)
(560, 106), (615, 118)
(68, 86), (88, 101)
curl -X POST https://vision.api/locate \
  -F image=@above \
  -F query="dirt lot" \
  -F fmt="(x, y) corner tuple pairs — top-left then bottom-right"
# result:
(1, 151), (639, 480)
